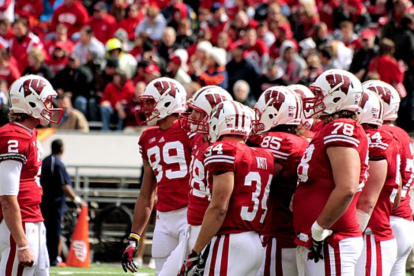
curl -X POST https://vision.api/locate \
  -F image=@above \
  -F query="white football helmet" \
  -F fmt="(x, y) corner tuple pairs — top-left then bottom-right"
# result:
(9, 75), (62, 126)
(288, 84), (315, 130)
(362, 80), (400, 121)
(357, 89), (384, 126)
(135, 77), (186, 126)
(209, 101), (251, 143)
(179, 85), (233, 133)
(253, 86), (301, 134)
(305, 69), (363, 118)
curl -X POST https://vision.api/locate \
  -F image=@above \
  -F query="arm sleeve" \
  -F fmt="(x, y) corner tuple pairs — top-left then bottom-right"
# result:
(138, 130), (148, 161)
(204, 142), (236, 175)
(323, 120), (362, 150)
(55, 163), (68, 186)
(0, 160), (22, 196)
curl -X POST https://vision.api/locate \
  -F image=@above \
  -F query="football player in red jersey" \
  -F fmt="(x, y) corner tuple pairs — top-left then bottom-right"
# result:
(355, 89), (400, 275)
(122, 77), (191, 274)
(179, 101), (274, 276)
(293, 69), (368, 276)
(363, 80), (414, 276)
(0, 75), (62, 276)
(252, 86), (309, 276)
(158, 86), (232, 276)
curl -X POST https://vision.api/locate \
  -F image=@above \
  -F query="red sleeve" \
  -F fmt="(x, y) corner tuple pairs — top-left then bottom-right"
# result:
(138, 130), (149, 161)
(8, 65), (21, 86)
(0, 135), (30, 164)
(50, 7), (61, 31)
(323, 119), (364, 150)
(34, 0), (44, 18)
(259, 40), (269, 54)
(199, 72), (224, 86)
(204, 142), (236, 174)
(367, 130), (393, 161)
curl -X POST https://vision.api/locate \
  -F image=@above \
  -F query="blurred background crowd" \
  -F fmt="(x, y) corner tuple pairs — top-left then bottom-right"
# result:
(0, 0), (414, 131)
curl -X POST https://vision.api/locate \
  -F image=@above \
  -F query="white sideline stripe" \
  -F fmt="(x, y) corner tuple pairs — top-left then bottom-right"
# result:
(324, 138), (359, 147)
(55, 272), (150, 275)
(324, 134), (360, 144)
(204, 155), (235, 162)
(204, 159), (234, 166)
(268, 149), (289, 156)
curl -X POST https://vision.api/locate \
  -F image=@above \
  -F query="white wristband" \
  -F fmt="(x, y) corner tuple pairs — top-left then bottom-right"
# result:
(74, 196), (82, 205)
(17, 245), (30, 251)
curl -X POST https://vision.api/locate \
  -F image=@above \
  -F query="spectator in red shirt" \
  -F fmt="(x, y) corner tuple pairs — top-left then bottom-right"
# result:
(368, 38), (405, 88)
(0, 19), (12, 48)
(89, 2), (117, 45)
(109, 0), (127, 23)
(118, 4), (143, 42)
(244, 27), (269, 72)
(118, 81), (146, 132)
(51, 0), (89, 37)
(100, 70), (134, 131)
(207, 3), (229, 45)
(0, 48), (20, 88)
(15, 0), (43, 24)
(9, 19), (44, 73)
(46, 42), (70, 74)
(44, 24), (74, 59)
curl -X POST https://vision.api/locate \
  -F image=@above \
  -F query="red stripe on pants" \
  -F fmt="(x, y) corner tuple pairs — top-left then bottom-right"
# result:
(220, 235), (230, 276)
(209, 236), (222, 276)
(334, 244), (341, 275)
(366, 235), (372, 276)
(6, 223), (26, 276)
(376, 241), (382, 276)
(264, 240), (272, 275)
(324, 242), (331, 275)
(276, 241), (283, 276)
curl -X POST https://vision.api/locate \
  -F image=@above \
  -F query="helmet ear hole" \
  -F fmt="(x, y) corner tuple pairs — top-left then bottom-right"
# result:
(333, 97), (341, 103)
(164, 102), (171, 108)
(213, 125), (216, 131)
(269, 114), (274, 119)
(29, 102), (36, 108)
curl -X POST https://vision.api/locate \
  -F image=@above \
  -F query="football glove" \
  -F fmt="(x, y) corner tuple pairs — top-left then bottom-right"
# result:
(178, 249), (201, 276)
(309, 221), (332, 263)
(122, 232), (140, 273)
(309, 238), (324, 263)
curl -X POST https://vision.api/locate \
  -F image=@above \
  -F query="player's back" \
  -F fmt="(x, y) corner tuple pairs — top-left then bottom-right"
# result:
(255, 131), (309, 247)
(381, 124), (414, 220)
(204, 140), (274, 235)
(138, 121), (192, 212)
(366, 128), (400, 240)
(0, 122), (43, 222)
(294, 118), (369, 246)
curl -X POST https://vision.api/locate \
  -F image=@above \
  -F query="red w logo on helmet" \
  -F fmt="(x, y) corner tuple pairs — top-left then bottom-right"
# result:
(367, 86), (392, 104)
(359, 91), (370, 109)
(326, 74), (351, 94)
(20, 78), (47, 97)
(154, 80), (177, 97)
(264, 89), (285, 110)
(213, 102), (225, 120)
(205, 94), (225, 109)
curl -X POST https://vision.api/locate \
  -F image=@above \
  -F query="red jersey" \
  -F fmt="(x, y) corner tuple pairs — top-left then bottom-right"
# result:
(89, 14), (117, 44)
(255, 132), (309, 248)
(138, 121), (192, 212)
(100, 81), (135, 109)
(204, 141), (274, 235)
(382, 124), (414, 221)
(0, 123), (43, 222)
(245, 40), (269, 69)
(187, 133), (211, 226)
(0, 63), (21, 88)
(365, 128), (400, 241)
(118, 16), (143, 41)
(44, 39), (74, 58)
(15, 0), (43, 19)
(293, 119), (369, 247)
(9, 32), (44, 73)
(51, 2), (89, 36)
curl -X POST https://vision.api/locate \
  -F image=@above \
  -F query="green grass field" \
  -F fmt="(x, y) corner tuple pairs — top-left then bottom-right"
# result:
(50, 264), (155, 276)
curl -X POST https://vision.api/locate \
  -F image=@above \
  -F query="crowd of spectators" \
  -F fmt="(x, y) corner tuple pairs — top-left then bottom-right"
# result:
(0, 0), (414, 131)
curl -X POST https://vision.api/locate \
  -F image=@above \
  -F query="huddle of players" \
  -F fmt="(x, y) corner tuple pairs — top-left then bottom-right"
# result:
(121, 69), (414, 276)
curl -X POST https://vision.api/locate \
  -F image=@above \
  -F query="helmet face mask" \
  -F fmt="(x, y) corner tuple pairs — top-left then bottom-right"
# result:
(304, 86), (326, 118)
(135, 96), (159, 126)
(41, 95), (63, 125)
(179, 104), (209, 133)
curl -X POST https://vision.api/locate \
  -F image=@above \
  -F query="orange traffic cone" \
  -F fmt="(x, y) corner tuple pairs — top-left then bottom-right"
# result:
(66, 206), (90, 268)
